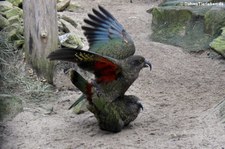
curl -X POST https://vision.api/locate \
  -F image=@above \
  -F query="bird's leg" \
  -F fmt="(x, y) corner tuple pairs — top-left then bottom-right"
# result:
(91, 79), (103, 97)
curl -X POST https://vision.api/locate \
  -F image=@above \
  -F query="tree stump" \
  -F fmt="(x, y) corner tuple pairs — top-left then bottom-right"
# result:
(23, 0), (58, 83)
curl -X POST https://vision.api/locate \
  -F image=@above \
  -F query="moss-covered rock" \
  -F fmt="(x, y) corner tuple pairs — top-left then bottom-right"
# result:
(0, 1), (13, 12)
(61, 14), (77, 28)
(58, 20), (65, 35)
(8, 15), (21, 24)
(6, 0), (22, 7)
(66, 2), (81, 12)
(204, 6), (225, 36)
(210, 27), (225, 56)
(59, 19), (75, 33)
(149, 0), (225, 52)
(0, 5), (24, 48)
(14, 39), (24, 49)
(4, 7), (23, 19)
(0, 15), (9, 29)
(57, 0), (70, 12)
(60, 33), (83, 49)
(3, 23), (24, 41)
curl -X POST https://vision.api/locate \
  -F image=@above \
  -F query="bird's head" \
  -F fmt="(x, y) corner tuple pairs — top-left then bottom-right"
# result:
(125, 55), (151, 71)
(120, 55), (151, 81)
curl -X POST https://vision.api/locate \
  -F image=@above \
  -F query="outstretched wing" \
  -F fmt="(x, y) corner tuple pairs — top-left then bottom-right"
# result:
(47, 48), (121, 83)
(82, 5), (135, 59)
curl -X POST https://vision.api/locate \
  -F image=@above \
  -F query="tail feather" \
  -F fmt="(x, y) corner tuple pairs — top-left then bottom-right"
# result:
(68, 94), (86, 110)
(47, 48), (79, 62)
(69, 70), (89, 94)
(69, 70), (92, 110)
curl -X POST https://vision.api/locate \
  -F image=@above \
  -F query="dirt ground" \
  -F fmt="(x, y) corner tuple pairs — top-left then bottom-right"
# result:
(1, 0), (225, 148)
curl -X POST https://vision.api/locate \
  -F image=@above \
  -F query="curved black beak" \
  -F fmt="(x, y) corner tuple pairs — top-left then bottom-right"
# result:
(144, 60), (152, 71)
(137, 102), (144, 110)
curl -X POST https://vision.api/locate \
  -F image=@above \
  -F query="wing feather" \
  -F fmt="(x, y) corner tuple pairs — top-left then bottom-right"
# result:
(82, 5), (135, 59)
(47, 48), (121, 83)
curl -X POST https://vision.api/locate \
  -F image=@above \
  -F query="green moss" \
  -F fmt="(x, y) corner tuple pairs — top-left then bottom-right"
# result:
(210, 27), (225, 57)
(61, 15), (78, 28)
(151, 6), (212, 51)
(6, 0), (22, 7)
(4, 7), (23, 19)
(14, 39), (24, 49)
(151, 7), (185, 28)
(57, 0), (70, 12)
(61, 33), (83, 49)
(151, 7), (192, 36)
(3, 23), (24, 41)
(66, 2), (81, 12)
(0, 1), (13, 12)
(8, 15), (21, 24)
(149, 0), (225, 52)
(204, 7), (225, 36)
(0, 15), (9, 29)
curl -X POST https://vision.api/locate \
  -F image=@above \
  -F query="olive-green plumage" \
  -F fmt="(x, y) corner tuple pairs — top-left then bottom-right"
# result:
(69, 70), (143, 132)
(88, 93), (143, 132)
(68, 70), (88, 111)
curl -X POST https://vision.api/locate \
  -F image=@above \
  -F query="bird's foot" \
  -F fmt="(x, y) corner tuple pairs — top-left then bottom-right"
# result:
(91, 79), (103, 97)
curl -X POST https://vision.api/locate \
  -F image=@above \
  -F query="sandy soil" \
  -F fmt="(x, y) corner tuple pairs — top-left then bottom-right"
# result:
(1, 0), (225, 148)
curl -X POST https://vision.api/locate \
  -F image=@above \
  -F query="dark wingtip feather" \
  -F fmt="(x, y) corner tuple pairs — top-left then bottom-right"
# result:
(82, 5), (130, 47)
(68, 94), (86, 110)
(47, 48), (78, 62)
(98, 5), (115, 20)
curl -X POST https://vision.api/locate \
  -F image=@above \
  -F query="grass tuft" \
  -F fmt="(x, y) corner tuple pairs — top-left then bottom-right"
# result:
(0, 31), (54, 121)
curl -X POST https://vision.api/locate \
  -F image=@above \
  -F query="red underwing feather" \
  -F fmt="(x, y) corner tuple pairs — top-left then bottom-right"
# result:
(94, 58), (119, 83)
(49, 48), (121, 84)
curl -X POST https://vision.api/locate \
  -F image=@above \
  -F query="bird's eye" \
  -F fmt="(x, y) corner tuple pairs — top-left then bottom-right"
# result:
(131, 59), (142, 66)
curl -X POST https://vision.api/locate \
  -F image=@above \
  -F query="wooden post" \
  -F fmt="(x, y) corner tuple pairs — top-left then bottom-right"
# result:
(23, 0), (58, 84)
